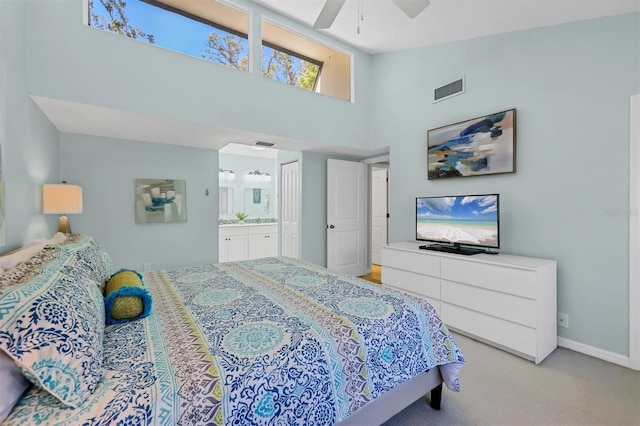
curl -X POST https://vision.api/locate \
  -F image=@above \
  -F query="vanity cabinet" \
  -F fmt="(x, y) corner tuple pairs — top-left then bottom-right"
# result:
(248, 225), (278, 260)
(219, 226), (248, 262)
(219, 224), (278, 262)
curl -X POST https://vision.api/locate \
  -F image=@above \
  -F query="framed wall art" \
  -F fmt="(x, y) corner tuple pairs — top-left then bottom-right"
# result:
(427, 108), (516, 180)
(135, 178), (186, 224)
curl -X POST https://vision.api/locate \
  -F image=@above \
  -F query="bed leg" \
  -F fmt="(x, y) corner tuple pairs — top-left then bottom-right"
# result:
(429, 383), (443, 410)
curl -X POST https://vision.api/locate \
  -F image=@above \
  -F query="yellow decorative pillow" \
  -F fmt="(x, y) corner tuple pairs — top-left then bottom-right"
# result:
(104, 270), (152, 325)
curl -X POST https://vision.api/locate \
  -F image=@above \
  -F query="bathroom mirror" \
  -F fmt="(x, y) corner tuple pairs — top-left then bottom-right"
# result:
(244, 188), (270, 216)
(219, 187), (234, 215)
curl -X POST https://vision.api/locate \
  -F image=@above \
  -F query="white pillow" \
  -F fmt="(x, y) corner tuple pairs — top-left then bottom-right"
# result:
(0, 350), (31, 422)
(0, 239), (48, 271)
(48, 232), (68, 246)
(0, 233), (67, 271)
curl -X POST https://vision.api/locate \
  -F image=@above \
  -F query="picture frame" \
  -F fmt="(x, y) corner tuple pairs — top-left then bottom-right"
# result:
(253, 188), (261, 204)
(135, 178), (187, 224)
(427, 108), (516, 180)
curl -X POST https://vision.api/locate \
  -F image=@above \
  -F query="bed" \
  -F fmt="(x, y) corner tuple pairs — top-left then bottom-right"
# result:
(0, 234), (464, 425)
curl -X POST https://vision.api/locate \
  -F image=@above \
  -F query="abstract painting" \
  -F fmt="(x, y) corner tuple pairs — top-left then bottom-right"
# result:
(135, 179), (186, 224)
(427, 109), (516, 180)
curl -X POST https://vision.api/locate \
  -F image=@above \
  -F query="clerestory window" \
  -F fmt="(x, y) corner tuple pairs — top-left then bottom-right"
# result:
(262, 20), (352, 101)
(87, 0), (249, 71)
(86, 1), (352, 101)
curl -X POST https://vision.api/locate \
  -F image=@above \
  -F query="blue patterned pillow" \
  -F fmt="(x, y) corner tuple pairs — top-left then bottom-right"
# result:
(0, 251), (106, 408)
(56, 234), (113, 292)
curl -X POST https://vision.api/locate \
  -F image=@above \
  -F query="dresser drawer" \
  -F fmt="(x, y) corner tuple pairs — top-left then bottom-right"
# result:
(441, 303), (536, 358)
(382, 267), (440, 300)
(382, 248), (440, 277)
(441, 280), (536, 327)
(441, 258), (536, 299)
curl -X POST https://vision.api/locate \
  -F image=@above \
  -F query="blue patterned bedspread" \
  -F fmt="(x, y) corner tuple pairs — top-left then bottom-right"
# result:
(6, 257), (464, 425)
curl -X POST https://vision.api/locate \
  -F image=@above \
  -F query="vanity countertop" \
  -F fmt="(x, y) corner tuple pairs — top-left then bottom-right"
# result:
(219, 222), (277, 227)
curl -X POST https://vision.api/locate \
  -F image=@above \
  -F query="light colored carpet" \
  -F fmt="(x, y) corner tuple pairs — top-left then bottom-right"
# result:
(383, 333), (640, 426)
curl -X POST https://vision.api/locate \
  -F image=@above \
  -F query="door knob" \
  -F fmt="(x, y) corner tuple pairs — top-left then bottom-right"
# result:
(329, 224), (335, 229)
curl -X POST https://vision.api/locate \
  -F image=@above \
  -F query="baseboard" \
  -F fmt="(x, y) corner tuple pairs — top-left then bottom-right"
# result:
(557, 337), (632, 369)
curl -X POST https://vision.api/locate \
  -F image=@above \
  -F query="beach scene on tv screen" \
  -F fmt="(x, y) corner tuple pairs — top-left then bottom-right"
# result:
(417, 195), (498, 247)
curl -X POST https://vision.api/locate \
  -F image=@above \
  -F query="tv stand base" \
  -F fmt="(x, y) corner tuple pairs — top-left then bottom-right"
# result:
(382, 242), (558, 364)
(419, 244), (488, 256)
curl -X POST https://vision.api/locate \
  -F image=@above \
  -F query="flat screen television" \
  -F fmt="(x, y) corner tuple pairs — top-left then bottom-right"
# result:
(416, 194), (500, 255)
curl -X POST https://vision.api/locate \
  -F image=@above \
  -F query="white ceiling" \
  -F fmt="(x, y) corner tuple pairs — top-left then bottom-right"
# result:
(34, 0), (639, 157)
(252, 0), (640, 54)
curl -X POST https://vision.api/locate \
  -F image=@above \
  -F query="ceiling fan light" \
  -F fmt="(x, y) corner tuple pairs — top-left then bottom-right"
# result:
(392, 0), (430, 19)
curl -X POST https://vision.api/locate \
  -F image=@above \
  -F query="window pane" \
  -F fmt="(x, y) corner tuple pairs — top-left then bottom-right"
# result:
(261, 45), (320, 90)
(88, 0), (248, 71)
(262, 20), (351, 101)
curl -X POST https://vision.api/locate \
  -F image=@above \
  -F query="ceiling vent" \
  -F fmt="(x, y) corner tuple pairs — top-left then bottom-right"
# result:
(251, 141), (276, 151)
(434, 76), (465, 103)
(253, 141), (275, 148)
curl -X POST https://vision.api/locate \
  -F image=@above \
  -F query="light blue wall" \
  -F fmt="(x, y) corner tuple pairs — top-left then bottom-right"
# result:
(0, 0), (59, 249)
(11, 0), (638, 358)
(60, 133), (218, 271)
(370, 13), (640, 356)
(24, 0), (373, 151)
(299, 152), (330, 266)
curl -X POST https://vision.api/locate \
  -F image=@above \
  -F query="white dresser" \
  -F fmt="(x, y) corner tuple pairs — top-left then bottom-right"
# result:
(219, 224), (278, 262)
(381, 242), (557, 364)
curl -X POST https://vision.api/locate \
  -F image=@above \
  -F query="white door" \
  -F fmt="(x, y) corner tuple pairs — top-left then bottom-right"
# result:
(281, 161), (299, 258)
(327, 159), (367, 276)
(371, 167), (388, 265)
(630, 93), (640, 370)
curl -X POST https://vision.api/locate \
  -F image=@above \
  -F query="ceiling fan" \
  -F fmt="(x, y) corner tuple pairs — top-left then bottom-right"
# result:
(314, 0), (430, 29)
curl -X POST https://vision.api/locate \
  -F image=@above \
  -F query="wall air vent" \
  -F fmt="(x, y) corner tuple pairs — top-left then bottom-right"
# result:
(434, 77), (465, 103)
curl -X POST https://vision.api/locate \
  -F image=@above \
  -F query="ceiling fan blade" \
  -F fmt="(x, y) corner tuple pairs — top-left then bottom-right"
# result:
(392, 0), (430, 19)
(313, 0), (346, 28)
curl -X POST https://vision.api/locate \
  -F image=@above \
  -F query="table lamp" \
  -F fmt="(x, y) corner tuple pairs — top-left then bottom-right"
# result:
(43, 181), (83, 234)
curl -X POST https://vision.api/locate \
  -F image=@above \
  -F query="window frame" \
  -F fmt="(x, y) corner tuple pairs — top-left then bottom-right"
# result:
(140, 0), (248, 41)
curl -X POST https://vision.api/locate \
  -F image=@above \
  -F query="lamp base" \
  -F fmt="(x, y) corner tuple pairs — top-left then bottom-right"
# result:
(57, 216), (72, 234)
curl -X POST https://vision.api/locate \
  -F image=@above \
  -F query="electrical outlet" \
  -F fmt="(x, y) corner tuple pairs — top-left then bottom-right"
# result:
(143, 262), (151, 272)
(557, 312), (569, 328)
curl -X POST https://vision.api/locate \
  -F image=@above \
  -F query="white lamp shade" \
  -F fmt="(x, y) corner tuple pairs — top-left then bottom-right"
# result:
(43, 184), (83, 214)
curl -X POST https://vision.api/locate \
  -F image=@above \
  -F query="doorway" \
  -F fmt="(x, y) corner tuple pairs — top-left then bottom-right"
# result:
(371, 166), (389, 266)
(280, 161), (299, 258)
(364, 155), (390, 284)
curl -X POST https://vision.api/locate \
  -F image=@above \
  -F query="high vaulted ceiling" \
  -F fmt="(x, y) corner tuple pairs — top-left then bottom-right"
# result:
(33, 1), (639, 157)
(251, 0), (640, 54)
